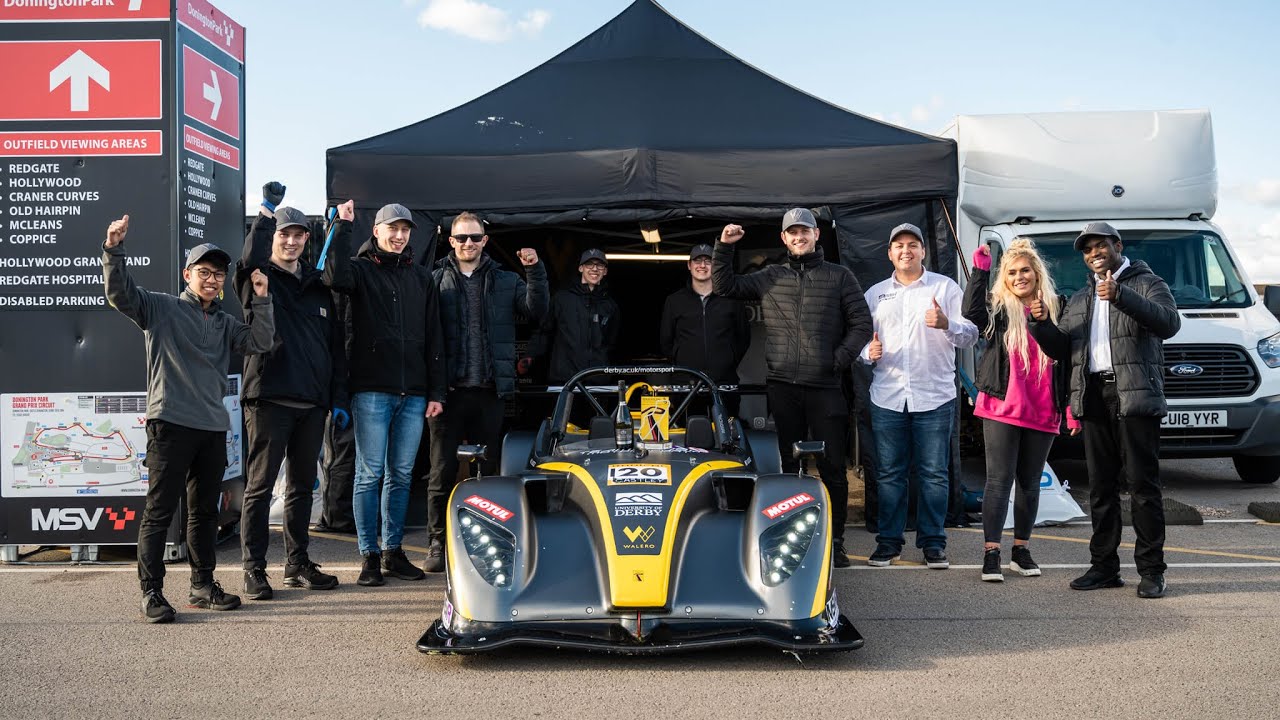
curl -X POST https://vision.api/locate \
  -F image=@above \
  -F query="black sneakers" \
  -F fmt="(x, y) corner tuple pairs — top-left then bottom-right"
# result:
(188, 581), (242, 611)
(382, 548), (426, 581)
(923, 547), (949, 569)
(284, 561), (339, 590)
(358, 552), (385, 587)
(831, 539), (851, 569)
(1070, 566), (1125, 591)
(1137, 574), (1168, 599)
(423, 539), (445, 573)
(981, 549), (1003, 582)
(142, 589), (175, 624)
(1010, 545), (1042, 577)
(244, 568), (273, 600)
(867, 543), (899, 567)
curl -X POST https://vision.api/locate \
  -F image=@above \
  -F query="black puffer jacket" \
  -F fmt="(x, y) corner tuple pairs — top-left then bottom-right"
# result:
(1029, 260), (1181, 418)
(235, 213), (347, 409)
(961, 266), (1068, 414)
(433, 252), (549, 398)
(659, 283), (751, 383)
(321, 220), (446, 403)
(712, 241), (871, 388)
(529, 281), (620, 384)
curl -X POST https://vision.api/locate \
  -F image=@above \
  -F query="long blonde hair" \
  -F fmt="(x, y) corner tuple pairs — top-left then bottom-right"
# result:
(987, 237), (1060, 380)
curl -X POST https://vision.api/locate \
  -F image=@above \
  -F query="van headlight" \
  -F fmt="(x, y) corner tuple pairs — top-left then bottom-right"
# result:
(457, 508), (516, 589)
(759, 507), (821, 586)
(1259, 331), (1280, 368)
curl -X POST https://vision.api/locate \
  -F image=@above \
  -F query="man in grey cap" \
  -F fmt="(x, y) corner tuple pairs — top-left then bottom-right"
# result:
(102, 214), (275, 623)
(861, 222), (977, 570)
(1029, 221), (1180, 598)
(234, 182), (347, 600)
(713, 209), (872, 567)
(323, 200), (446, 587)
(660, 243), (751, 416)
(527, 247), (620, 385)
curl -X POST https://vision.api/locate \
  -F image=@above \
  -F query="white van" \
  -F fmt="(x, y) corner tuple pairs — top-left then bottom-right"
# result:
(941, 109), (1280, 483)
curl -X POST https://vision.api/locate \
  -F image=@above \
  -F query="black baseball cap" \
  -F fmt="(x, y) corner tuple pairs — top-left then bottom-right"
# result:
(374, 203), (417, 228)
(579, 248), (608, 266)
(184, 243), (231, 269)
(274, 206), (309, 231)
(689, 244), (713, 260)
(1074, 221), (1122, 251)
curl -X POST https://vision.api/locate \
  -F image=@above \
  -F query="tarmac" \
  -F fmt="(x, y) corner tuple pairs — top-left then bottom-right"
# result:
(1, 457), (1276, 719)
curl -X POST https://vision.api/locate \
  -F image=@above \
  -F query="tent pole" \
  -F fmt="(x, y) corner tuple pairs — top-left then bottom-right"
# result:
(939, 198), (968, 282)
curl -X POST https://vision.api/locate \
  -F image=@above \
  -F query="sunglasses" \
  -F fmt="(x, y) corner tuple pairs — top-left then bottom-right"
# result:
(451, 233), (486, 244)
(192, 268), (227, 281)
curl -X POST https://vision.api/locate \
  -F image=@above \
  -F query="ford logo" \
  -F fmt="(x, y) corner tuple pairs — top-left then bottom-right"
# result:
(1169, 364), (1204, 377)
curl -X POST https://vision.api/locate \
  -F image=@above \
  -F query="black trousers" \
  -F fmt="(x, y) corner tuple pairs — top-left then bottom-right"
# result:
(766, 381), (850, 542)
(426, 388), (506, 541)
(1081, 376), (1167, 577)
(240, 402), (327, 571)
(137, 420), (226, 592)
(981, 419), (1055, 544)
(319, 415), (356, 531)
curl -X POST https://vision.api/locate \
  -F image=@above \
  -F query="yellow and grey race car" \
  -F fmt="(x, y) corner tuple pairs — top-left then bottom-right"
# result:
(418, 366), (862, 655)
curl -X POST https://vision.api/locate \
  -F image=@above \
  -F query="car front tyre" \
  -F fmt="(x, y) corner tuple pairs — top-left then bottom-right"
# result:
(1233, 455), (1280, 484)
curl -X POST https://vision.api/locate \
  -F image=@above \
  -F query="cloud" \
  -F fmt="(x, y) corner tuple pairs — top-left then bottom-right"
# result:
(1218, 212), (1280, 284)
(908, 95), (945, 126)
(417, 0), (550, 43)
(1241, 179), (1280, 208)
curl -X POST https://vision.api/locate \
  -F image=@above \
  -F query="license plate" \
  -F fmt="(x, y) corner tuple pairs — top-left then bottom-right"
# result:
(1162, 410), (1227, 428)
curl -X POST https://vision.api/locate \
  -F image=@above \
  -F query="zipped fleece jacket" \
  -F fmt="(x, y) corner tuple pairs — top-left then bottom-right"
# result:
(433, 252), (549, 398)
(529, 281), (620, 385)
(321, 219), (446, 403)
(712, 241), (872, 388)
(234, 213), (347, 409)
(659, 283), (750, 383)
(1029, 259), (1181, 418)
(103, 243), (275, 432)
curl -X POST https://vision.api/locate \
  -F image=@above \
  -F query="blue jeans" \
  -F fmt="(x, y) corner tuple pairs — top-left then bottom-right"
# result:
(352, 392), (426, 556)
(872, 399), (955, 552)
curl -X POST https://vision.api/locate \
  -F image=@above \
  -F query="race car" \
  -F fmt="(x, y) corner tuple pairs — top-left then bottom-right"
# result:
(417, 366), (863, 654)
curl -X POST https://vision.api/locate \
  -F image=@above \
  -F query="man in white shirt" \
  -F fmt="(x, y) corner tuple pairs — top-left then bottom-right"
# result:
(862, 223), (977, 569)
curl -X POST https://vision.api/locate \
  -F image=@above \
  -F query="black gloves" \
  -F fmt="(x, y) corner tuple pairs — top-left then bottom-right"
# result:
(262, 181), (286, 210)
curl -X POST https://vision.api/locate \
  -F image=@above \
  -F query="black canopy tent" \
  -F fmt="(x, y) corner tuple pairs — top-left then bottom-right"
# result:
(325, 0), (959, 290)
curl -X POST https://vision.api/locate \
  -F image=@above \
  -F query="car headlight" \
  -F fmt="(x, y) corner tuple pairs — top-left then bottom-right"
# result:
(457, 508), (516, 588)
(1260, 331), (1280, 369)
(759, 506), (821, 587)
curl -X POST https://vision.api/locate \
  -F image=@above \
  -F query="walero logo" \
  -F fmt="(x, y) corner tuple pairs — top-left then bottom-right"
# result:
(463, 495), (514, 522)
(613, 492), (663, 517)
(762, 492), (816, 519)
(623, 525), (656, 543)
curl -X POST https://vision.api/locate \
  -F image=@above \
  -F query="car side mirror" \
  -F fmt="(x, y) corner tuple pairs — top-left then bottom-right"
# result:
(1265, 286), (1280, 319)
(457, 444), (487, 479)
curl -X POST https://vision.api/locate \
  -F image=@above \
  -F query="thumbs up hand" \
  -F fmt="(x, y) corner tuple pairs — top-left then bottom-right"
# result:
(925, 295), (949, 330)
(105, 215), (129, 248)
(868, 331), (883, 362)
(1096, 269), (1117, 302)
(1028, 292), (1048, 321)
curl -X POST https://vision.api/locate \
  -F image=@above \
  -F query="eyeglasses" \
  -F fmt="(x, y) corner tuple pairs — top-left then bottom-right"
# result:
(193, 268), (227, 281)
(451, 233), (486, 244)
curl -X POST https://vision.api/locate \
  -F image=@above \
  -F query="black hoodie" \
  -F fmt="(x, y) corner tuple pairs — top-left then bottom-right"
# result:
(528, 280), (619, 384)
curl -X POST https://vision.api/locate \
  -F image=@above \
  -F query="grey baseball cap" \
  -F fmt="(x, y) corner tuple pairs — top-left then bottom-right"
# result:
(781, 207), (817, 230)
(274, 206), (309, 232)
(1074, 221), (1122, 251)
(889, 222), (924, 243)
(579, 248), (608, 266)
(184, 243), (231, 269)
(374, 203), (417, 228)
(689, 244), (714, 260)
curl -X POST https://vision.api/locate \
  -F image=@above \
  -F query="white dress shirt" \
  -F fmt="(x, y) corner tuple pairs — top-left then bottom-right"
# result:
(863, 270), (978, 412)
(1087, 257), (1131, 373)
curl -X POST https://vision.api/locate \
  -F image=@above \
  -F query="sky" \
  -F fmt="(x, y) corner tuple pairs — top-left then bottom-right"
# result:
(214, 0), (1280, 282)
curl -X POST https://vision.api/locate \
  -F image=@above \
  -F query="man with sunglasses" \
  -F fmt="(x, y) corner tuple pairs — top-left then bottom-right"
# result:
(423, 212), (548, 572)
(103, 214), (275, 623)
(233, 182), (348, 600)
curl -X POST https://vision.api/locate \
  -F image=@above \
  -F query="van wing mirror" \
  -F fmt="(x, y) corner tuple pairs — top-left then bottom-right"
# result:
(1265, 286), (1280, 319)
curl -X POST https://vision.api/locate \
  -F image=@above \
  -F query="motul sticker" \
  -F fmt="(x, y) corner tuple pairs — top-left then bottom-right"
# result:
(761, 492), (815, 519)
(463, 495), (513, 522)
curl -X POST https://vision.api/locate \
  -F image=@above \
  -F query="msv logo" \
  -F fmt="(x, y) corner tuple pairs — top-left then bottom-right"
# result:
(1169, 364), (1204, 377)
(31, 506), (135, 532)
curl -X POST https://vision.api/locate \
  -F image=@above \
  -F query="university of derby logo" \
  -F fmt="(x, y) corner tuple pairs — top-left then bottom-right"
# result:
(614, 492), (663, 517)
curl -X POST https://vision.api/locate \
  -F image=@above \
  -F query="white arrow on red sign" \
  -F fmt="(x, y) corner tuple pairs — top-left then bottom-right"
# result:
(202, 70), (221, 121)
(49, 50), (110, 112)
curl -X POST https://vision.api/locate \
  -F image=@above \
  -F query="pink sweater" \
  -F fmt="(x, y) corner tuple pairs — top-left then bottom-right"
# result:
(974, 331), (1077, 435)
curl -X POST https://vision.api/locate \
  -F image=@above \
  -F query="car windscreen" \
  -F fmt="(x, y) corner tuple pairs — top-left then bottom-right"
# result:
(1025, 229), (1252, 309)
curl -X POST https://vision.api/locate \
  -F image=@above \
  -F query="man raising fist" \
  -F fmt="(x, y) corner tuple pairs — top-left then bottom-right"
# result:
(103, 214), (275, 624)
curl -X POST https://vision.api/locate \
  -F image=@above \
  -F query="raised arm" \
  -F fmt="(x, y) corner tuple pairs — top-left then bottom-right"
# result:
(711, 225), (770, 300)
(322, 200), (358, 294)
(102, 214), (159, 329)
(514, 248), (549, 322)
(1111, 276), (1182, 340)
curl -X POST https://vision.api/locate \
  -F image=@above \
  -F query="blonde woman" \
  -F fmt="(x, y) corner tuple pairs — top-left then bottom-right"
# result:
(962, 239), (1077, 582)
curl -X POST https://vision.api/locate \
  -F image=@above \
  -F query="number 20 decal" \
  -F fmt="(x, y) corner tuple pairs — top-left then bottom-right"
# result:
(606, 464), (672, 485)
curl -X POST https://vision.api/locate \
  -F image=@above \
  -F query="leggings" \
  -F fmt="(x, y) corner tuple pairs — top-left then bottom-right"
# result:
(981, 419), (1055, 544)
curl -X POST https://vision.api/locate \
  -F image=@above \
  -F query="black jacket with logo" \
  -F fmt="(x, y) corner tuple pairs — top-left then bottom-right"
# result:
(235, 213), (347, 409)
(659, 283), (750, 384)
(529, 281), (620, 385)
(322, 219), (446, 403)
(433, 252), (549, 398)
(712, 242), (871, 388)
(1029, 259), (1181, 418)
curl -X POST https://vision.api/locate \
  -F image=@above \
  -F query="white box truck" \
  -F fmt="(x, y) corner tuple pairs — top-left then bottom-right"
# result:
(941, 109), (1280, 483)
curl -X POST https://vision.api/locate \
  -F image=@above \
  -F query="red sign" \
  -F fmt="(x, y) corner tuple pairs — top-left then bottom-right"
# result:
(0, 40), (161, 121)
(0, 130), (162, 157)
(182, 124), (238, 169)
(464, 495), (514, 522)
(762, 492), (815, 519)
(182, 45), (239, 139)
(177, 0), (244, 64)
(0, 0), (169, 22)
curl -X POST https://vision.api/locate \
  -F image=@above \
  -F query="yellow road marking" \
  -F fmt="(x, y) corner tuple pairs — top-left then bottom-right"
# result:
(952, 527), (1280, 562)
